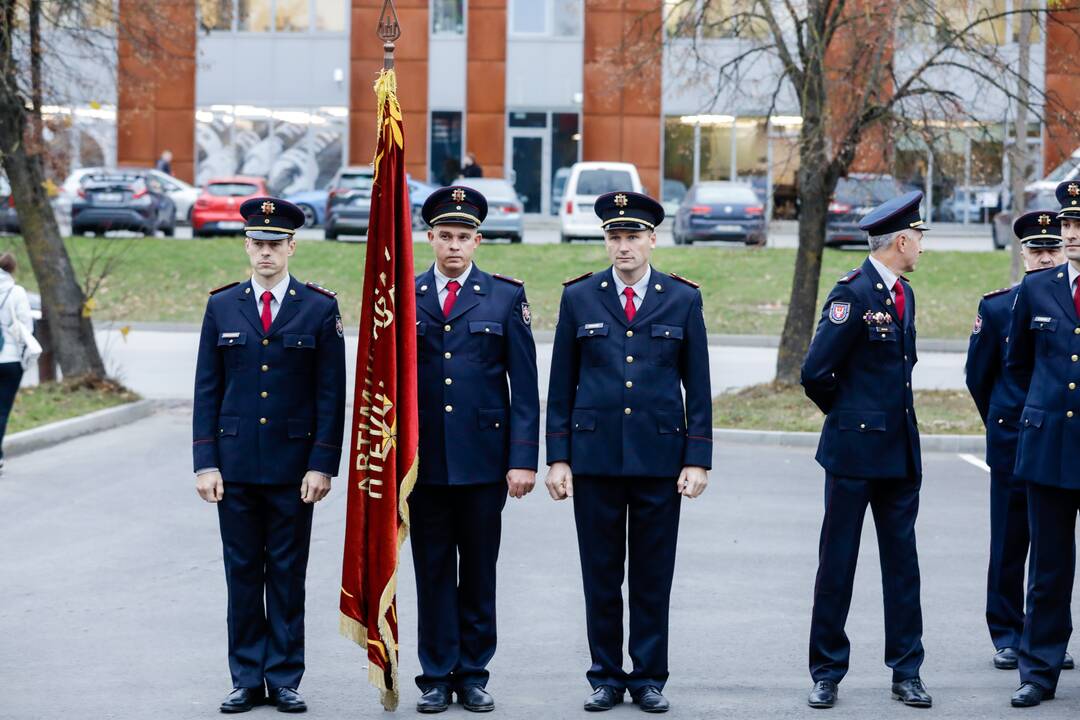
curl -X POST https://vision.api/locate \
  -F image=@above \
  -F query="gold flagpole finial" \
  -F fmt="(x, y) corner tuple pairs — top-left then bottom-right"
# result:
(377, 0), (401, 71)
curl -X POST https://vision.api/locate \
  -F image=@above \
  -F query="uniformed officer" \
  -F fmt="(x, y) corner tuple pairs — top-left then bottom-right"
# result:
(544, 191), (712, 714)
(800, 191), (931, 709)
(410, 186), (539, 714)
(192, 197), (346, 714)
(965, 211), (1070, 674)
(1007, 180), (1080, 707)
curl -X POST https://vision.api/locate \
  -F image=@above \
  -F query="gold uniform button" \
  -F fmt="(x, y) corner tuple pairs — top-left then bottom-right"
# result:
(1073, 355), (1078, 363)
(859, 423), (866, 429)
(1075, 327), (1080, 335)
(445, 378), (452, 386)
(445, 405), (453, 413)
(261, 364), (269, 372)
(624, 408), (632, 415)
(1070, 411), (1076, 419)
(886, 298), (893, 306)
(444, 324), (451, 332)
(1071, 383), (1077, 391)
(997, 418), (1004, 424)
(626, 330), (633, 338)
(262, 338), (269, 346)
(626, 355), (634, 364)
(259, 417), (267, 425)
(444, 352), (452, 359)
(260, 391), (268, 398)
(626, 381), (633, 389)
(494, 422), (500, 428)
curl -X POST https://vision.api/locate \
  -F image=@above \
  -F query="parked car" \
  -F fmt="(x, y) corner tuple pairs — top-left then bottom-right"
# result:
(454, 177), (524, 242)
(825, 174), (904, 247)
(551, 167), (571, 216)
(661, 178), (688, 218)
(192, 176), (268, 237)
(0, 175), (19, 233)
(324, 166), (374, 240)
(559, 161), (644, 242)
(284, 188), (328, 228)
(937, 185), (999, 223)
(59, 167), (197, 225)
(71, 170), (177, 237)
(672, 181), (765, 246)
(408, 176), (437, 229)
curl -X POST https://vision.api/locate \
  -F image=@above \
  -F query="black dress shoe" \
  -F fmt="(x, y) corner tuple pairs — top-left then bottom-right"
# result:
(220, 687), (265, 714)
(268, 687), (307, 713)
(458, 686), (494, 713)
(1012, 682), (1054, 707)
(807, 680), (838, 709)
(994, 647), (1019, 670)
(634, 687), (670, 713)
(584, 686), (624, 712)
(891, 678), (932, 708)
(417, 687), (451, 714)
(1065, 652), (1075, 670)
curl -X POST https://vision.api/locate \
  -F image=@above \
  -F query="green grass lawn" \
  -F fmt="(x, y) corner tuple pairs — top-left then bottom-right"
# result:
(713, 382), (984, 435)
(8, 377), (140, 434)
(0, 237), (1015, 337)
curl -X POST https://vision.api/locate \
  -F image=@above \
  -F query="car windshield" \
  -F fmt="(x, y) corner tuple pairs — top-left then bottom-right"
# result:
(86, 175), (143, 190)
(458, 180), (515, 201)
(1044, 156), (1080, 183)
(576, 169), (634, 196)
(207, 183), (259, 197)
(834, 177), (900, 204)
(338, 173), (374, 192)
(695, 185), (758, 204)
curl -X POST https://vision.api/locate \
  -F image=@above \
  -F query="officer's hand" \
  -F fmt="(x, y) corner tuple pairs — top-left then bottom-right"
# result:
(506, 469), (536, 498)
(195, 470), (224, 503)
(677, 466), (709, 498)
(545, 462), (574, 501)
(301, 471), (332, 504)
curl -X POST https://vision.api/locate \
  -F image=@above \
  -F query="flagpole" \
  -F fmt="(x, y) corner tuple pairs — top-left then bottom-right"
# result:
(377, 0), (400, 71)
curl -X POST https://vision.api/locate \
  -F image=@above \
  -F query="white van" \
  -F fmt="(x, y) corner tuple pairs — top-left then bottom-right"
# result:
(558, 161), (643, 242)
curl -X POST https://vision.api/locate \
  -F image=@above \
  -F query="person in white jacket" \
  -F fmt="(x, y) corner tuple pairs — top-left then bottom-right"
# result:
(0, 253), (32, 469)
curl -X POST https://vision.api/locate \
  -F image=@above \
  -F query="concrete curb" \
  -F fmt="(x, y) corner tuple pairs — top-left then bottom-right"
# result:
(4, 398), (158, 459)
(712, 427), (985, 453)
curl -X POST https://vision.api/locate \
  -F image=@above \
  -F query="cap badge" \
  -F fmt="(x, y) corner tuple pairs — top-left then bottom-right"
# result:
(614, 193), (629, 208)
(1039, 214), (1051, 225)
(451, 188), (466, 203)
(261, 200), (276, 214)
(1069, 183), (1080, 197)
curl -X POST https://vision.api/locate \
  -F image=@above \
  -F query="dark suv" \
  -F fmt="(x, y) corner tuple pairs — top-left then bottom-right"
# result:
(324, 166), (374, 240)
(825, 174), (904, 247)
(71, 170), (176, 237)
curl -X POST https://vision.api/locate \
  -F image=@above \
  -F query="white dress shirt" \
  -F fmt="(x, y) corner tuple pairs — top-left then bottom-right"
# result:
(868, 255), (900, 302)
(612, 266), (652, 312)
(434, 263), (473, 306)
(251, 273), (292, 323)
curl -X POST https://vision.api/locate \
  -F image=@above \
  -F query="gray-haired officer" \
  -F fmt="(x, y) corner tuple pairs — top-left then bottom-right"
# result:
(192, 197), (346, 714)
(545, 191), (712, 714)
(965, 211), (1070, 674)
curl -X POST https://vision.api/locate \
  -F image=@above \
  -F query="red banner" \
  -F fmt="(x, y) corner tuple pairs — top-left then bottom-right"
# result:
(339, 68), (418, 712)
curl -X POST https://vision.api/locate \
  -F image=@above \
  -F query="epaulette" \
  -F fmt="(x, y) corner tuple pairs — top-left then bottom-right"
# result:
(306, 281), (337, 298)
(668, 272), (700, 288)
(983, 287), (1012, 299)
(493, 273), (524, 286)
(209, 281), (239, 296)
(563, 272), (593, 286)
(837, 268), (861, 284)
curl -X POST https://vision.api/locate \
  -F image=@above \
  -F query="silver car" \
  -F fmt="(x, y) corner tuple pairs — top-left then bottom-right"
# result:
(454, 178), (524, 243)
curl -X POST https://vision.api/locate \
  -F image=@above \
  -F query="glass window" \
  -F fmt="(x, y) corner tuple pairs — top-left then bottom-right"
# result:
(576, 169), (633, 195)
(275, 0), (309, 31)
(508, 112), (547, 128)
(699, 122), (733, 182)
(430, 111), (463, 186)
(432, 0), (464, 35)
(703, 0), (769, 40)
(198, 0), (233, 30)
(663, 117), (694, 190)
(664, 0), (696, 39)
(511, 0), (546, 34)
(314, 0), (346, 31)
(695, 185), (759, 203)
(551, 113), (579, 208)
(937, 0), (1005, 45)
(237, 0), (271, 31)
(552, 0), (582, 37)
(207, 182), (261, 196)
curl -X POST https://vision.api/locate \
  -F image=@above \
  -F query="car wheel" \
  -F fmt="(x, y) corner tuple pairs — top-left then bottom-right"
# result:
(684, 237), (694, 245)
(298, 203), (318, 228)
(673, 233), (683, 245)
(411, 206), (425, 231)
(325, 228), (338, 240)
(509, 234), (522, 244)
(560, 233), (571, 243)
(186, 206), (193, 224)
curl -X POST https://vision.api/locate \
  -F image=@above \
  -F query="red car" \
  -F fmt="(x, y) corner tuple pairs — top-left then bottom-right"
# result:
(192, 176), (268, 237)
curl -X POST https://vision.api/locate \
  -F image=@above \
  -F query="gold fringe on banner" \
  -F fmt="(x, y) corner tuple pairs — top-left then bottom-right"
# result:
(372, 69), (405, 186)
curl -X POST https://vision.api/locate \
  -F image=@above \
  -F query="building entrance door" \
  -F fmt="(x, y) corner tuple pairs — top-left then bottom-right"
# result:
(506, 127), (549, 215)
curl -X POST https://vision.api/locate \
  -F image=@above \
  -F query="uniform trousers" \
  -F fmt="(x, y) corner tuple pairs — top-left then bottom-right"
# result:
(217, 482), (314, 690)
(572, 475), (682, 696)
(1019, 482), (1080, 691)
(809, 473), (924, 683)
(408, 481), (508, 691)
(987, 470), (1030, 650)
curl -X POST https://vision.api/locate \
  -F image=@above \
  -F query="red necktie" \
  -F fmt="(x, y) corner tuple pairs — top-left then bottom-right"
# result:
(892, 279), (905, 322)
(1074, 279), (1080, 319)
(443, 280), (460, 318)
(260, 290), (273, 333)
(623, 286), (636, 323)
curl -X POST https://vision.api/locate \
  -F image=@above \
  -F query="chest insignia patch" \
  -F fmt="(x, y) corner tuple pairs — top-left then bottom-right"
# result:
(972, 314), (983, 335)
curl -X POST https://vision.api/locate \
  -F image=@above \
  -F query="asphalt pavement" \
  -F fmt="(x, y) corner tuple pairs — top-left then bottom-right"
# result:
(2, 408), (1077, 719)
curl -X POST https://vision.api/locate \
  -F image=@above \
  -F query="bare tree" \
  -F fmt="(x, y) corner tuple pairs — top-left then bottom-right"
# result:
(656, 0), (1078, 385)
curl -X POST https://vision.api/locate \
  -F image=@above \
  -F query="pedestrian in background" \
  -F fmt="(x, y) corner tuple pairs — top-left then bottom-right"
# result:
(155, 149), (173, 175)
(0, 252), (33, 471)
(461, 152), (483, 178)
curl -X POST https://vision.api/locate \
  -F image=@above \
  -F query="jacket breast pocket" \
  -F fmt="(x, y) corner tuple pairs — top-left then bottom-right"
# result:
(217, 333), (247, 370)
(468, 321), (504, 363)
(650, 324), (684, 366)
(283, 333), (317, 373)
(1030, 316), (1058, 332)
(576, 323), (610, 367)
(836, 411), (887, 432)
(656, 410), (685, 435)
(572, 408), (597, 432)
(477, 407), (506, 431)
(867, 326), (898, 343)
(217, 415), (239, 438)
(287, 417), (314, 440)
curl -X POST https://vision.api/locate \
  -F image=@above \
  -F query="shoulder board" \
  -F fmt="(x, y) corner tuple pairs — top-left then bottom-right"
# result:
(983, 287), (1012, 299)
(668, 272), (700, 289)
(562, 272), (593, 286)
(209, 281), (240, 296)
(837, 268), (861, 284)
(492, 273), (524, 286)
(306, 281), (337, 298)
